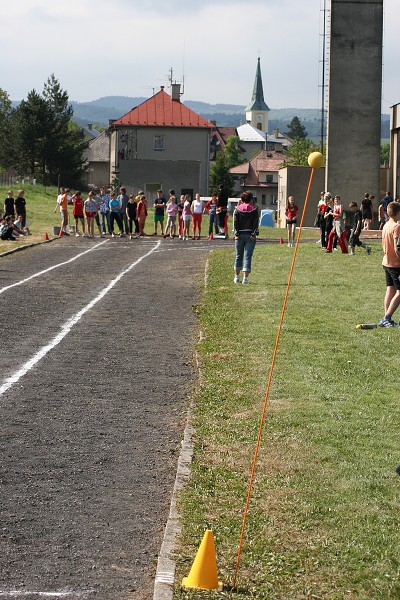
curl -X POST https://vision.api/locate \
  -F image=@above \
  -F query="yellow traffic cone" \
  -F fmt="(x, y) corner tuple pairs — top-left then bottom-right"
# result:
(181, 530), (222, 591)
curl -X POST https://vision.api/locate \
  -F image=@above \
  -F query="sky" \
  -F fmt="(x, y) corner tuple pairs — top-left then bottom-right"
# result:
(1, 0), (399, 112)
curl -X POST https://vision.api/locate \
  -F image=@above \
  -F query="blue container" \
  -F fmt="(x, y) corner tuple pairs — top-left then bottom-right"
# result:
(259, 209), (274, 227)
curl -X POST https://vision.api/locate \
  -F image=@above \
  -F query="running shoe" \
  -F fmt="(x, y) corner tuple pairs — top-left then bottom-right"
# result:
(378, 317), (395, 327)
(242, 277), (249, 285)
(234, 276), (240, 284)
(366, 245), (372, 255)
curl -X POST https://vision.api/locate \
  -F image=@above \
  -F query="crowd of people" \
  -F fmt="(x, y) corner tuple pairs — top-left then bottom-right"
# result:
(53, 184), (232, 241)
(0, 189), (31, 240)
(311, 191), (380, 255)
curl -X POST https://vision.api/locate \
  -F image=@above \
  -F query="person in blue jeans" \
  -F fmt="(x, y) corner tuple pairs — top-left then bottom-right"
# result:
(233, 191), (259, 285)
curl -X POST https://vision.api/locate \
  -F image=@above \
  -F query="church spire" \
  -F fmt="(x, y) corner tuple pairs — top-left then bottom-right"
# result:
(245, 57), (270, 112)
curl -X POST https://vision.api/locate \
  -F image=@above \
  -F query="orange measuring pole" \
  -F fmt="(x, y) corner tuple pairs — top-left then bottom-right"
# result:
(233, 152), (323, 589)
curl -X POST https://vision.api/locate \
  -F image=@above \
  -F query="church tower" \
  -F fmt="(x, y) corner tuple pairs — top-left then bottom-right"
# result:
(245, 57), (270, 133)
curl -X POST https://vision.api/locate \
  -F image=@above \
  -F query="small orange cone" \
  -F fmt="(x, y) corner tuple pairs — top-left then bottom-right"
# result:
(209, 232), (214, 240)
(279, 237), (284, 244)
(59, 229), (64, 237)
(44, 232), (49, 241)
(182, 530), (222, 591)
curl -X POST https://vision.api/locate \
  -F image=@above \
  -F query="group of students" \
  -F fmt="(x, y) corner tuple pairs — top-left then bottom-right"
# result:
(153, 188), (230, 240)
(54, 185), (232, 241)
(1, 190), (31, 241)
(55, 186), (147, 239)
(314, 191), (372, 255)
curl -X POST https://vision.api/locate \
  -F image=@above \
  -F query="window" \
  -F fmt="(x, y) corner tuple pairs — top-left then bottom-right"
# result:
(266, 174), (273, 183)
(153, 135), (165, 150)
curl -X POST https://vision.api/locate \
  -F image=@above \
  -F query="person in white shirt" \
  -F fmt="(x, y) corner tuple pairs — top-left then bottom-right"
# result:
(191, 193), (204, 240)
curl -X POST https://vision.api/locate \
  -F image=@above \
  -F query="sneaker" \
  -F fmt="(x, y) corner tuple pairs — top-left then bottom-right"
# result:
(242, 277), (249, 285)
(75, 233), (80, 237)
(111, 233), (115, 238)
(378, 317), (395, 327)
(234, 276), (240, 284)
(178, 235), (182, 239)
(366, 245), (372, 255)
(349, 251), (355, 256)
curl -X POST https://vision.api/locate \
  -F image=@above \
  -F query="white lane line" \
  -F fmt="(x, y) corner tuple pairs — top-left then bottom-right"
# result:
(0, 240), (109, 296)
(0, 241), (160, 399)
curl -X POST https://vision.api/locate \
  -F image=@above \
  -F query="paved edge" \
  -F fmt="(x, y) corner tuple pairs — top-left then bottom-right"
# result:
(152, 415), (195, 600)
(0, 237), (57, 258)
(152, 259), (209, 600)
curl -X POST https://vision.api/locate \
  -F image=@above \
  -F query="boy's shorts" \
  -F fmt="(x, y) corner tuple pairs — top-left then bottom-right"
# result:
(154, 214), (164, 223)
(383, 266), (400, 290)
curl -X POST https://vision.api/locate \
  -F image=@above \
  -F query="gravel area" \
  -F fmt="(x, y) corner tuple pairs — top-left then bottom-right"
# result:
(0, 237), (212, 599)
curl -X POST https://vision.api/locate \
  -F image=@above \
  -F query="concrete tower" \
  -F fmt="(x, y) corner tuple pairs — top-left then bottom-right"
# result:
(245, 58), (270, 133)
(326, 0), (383, 205)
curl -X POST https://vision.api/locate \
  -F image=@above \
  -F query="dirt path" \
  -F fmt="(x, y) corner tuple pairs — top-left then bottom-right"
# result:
(0, 237), (212, 599)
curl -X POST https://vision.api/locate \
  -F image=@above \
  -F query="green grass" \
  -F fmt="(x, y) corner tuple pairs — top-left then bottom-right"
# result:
(175, 239), (400, 599)
(0, 184), (295, 254)
(0, 184), (59, 253)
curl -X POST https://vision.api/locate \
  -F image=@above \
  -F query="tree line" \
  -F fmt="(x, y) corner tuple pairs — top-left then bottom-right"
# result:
(0, 74), (87, 187)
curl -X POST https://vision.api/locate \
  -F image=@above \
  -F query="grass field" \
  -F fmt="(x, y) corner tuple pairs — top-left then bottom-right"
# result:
(0, 184), (288, 254)
(2, 184), (398, 597)
(175, 237), (400, 598)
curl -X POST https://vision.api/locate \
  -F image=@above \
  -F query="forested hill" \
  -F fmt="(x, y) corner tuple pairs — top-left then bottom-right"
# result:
(66, 96), (390, 139)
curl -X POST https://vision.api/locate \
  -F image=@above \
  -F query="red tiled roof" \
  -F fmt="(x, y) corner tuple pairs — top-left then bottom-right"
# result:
(110, 89), (214, 128)
(230, 163), (249, 175)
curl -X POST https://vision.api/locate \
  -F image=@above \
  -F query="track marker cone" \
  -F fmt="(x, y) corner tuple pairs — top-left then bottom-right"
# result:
(44, 232), (49, 241)
(181, 530), (222, 591)
(58, 229), (64, 237)
(279, 237), (284, 244)
(209, 232), (214, 240)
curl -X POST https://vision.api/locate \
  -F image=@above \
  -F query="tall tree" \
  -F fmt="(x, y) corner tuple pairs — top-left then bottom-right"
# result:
(286, 116), (308, 139)
(12, 90), (51, 177)
(209, 151), (234, 196)
(42, 74), (87, 185)
(9, 74), (88, 186)
(224, 135), (245, 169)
(283, 138), (322, 166)
(0, 89), (14, 168)
(209, 135), (244, 196)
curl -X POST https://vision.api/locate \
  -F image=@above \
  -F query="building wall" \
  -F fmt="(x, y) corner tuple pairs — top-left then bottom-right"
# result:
(110, 126), (210, 195)
(390, 103), (400, 198)
(326, 0), (383, 206)
(278, 166), (325, 228)
(117, 159), (202, 200)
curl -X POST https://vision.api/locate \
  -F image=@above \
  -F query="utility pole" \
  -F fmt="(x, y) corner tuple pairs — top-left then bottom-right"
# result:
(320, 0), (326, 152)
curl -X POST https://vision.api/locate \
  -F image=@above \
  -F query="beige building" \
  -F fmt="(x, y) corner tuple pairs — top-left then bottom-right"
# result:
(390, 102), (400, 199)
(85, 85), (213, 199)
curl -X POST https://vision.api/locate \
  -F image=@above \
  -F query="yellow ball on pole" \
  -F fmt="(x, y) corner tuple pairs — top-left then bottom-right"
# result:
(308, 151), (324, 169)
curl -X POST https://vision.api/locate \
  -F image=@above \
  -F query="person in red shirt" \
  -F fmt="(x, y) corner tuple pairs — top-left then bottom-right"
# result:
(71, 190), (86, 237)
(285, 195), (299, 247)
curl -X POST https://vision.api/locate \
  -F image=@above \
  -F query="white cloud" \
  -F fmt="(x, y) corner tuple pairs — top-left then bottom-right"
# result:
(0, 0), (399, 112)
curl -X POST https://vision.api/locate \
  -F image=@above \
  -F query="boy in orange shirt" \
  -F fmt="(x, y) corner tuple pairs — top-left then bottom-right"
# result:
(378, 201), (400, 327)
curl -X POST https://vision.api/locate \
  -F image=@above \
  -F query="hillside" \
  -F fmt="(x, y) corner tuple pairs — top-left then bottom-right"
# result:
(53, 96), (390, 139)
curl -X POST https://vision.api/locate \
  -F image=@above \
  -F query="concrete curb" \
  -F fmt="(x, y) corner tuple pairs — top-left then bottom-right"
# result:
(0, 237), (57, 258)
(152, 418), (195, 599)
(153, 259), (209, 600)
